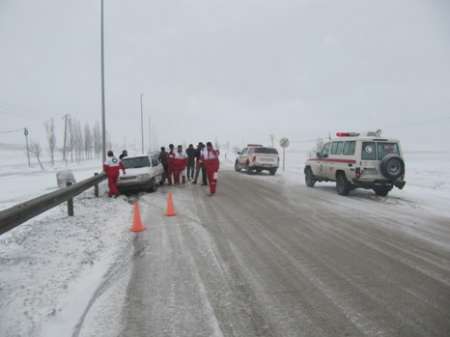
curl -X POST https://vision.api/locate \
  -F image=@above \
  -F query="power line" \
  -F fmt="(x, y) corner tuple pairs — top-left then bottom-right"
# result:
(0, 128), (23, 134)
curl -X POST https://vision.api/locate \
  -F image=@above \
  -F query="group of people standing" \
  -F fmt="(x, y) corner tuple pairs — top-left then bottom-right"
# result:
(159, 142), (220, 195)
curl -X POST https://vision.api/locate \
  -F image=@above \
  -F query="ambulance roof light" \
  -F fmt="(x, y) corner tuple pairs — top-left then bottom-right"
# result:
(336, 132), (360, 137)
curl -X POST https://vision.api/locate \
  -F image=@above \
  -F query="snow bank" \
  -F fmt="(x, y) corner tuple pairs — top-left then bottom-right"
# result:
(0, 185), (133, 337)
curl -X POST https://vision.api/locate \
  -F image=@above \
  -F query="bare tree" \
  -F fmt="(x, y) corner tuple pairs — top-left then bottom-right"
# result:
(30, 142), (45, 170)
(45, 118), (56, 166)
(84, 123), (93, 159)
(93, 122), (102, 158)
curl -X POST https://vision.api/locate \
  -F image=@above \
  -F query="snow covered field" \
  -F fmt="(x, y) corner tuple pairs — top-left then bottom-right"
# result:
(0, 145), (103, 211)
(0, 145), (449, 337)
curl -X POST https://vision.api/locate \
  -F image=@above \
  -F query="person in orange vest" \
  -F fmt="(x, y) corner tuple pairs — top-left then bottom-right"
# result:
(103, 150), (126, 197)
(203, 142), (220, 195)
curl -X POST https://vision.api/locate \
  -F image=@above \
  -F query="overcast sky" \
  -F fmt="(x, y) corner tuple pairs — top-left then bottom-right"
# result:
(1, 0), (449, 151)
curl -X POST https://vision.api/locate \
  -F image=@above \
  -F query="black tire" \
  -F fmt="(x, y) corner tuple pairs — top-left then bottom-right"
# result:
(336, 172), (352, 196)
(304, 167), (315, 187)
(374, 186), (391, 197)
(380, 154), (405, 180)
(148, 178), (158, 193)
(269, 169), (277, 176)
(256, 169), (262, 174)
(234, 161), (241, 172)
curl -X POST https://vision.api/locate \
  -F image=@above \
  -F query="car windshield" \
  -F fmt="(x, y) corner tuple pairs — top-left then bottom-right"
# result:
(122, 156), (150, 168)
(254, 147), (278, 154)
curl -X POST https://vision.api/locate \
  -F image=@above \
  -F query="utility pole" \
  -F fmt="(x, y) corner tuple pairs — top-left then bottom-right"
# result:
(148, 115), (151, 153)
(100, 0), (107, 162)
(24, 128), (31, 167)
(140, 93), (144, 153)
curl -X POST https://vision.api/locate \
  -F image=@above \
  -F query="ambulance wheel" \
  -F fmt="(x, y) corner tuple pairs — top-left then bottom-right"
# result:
(304, 167), (315, 187)
(336, 172), (351, 196)
(269, 169), (277, 176)
(373, 186), (391, 197)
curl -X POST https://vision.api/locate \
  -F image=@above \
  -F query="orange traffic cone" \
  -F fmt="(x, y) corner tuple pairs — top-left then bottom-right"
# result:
(130, 202), (145, 232)
(165, 192), (176, 217)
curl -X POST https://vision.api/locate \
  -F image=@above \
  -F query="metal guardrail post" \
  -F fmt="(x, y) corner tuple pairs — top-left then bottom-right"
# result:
(94, 173), (99, 197)
(66, 182), (74, 216)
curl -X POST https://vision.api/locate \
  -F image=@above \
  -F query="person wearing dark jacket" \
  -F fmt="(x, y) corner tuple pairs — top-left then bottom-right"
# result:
(119, 150), (128, 160)
(159, 147), (169, 185)
(193, 142), (208, 186)
(186, 144), (196, 181)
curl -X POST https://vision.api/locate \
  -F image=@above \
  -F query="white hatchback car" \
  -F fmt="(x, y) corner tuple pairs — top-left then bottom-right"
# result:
(117, 153), (163, 193)
(304, 132), (406, 196)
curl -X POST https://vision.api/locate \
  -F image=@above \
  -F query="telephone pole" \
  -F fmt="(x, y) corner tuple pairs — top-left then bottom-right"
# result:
(148, 115), (151, 153)
(140, 93), (144, 153)
(62, 114), (70, 163)
(100, 0), (107, 162)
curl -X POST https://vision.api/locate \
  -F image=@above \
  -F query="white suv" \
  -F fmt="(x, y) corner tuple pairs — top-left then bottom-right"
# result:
(235, 145), (279, 175)
(304, 132), (406, 196)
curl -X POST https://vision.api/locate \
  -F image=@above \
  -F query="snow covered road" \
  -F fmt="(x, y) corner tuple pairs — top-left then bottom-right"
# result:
(119, 169), (450, 337)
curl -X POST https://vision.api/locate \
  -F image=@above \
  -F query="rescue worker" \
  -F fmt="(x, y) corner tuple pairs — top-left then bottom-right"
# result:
(167, 144), (175, 185)
(158, 147), (169, 185)
(173, 145), (188, 184)
(186, 144), (196, 181)
(103, 150), (126, 198)
(203, 142), (220, 195)
(193, 142), (208, 186)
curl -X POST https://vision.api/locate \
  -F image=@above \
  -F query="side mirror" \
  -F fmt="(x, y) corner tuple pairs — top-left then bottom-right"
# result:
(316, 152), (321, 158)
(322, 153), (328, 158)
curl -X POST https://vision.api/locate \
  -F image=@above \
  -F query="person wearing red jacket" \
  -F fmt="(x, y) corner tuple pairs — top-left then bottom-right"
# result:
(203, 142), (220, 195)
(173, 145), (188, 184)
(103, 150), (126, 197)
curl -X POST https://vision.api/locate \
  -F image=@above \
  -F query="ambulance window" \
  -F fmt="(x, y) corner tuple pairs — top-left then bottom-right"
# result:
(377, 143), (399, 160)
(336, 142), (345, 155)
(362, 142), (376, 160)
(321, 143), (331, 157)
(330, 142), (338, 155)
(343, 141), (356, 155)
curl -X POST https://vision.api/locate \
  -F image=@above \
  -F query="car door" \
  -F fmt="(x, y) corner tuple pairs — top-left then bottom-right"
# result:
(319, 142), (331, 177)
(239, 148), (248, 166)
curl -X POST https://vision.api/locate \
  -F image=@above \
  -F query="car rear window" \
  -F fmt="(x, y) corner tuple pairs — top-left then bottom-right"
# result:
(377, 143), (399, 160)
(254, 147), (278, 154)
(122, 156), (150, 168)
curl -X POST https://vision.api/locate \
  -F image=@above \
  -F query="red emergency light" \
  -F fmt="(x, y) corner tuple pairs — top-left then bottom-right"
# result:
(336, 132), (360, 137)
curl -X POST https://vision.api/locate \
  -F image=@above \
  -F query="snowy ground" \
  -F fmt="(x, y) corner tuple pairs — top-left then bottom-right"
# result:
(0, 183), (134, 337)
(0, 146), (449, 337)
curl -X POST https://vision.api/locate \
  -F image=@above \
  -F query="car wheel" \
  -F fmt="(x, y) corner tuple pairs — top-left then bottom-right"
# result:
(373, 186), (391, 197)
(336, 172), (351, 196)
(269, 169), (277, 176)
(148, 178), (158, 193)
(304, 167), (315, 187)
(234, 161), (241, 172)
(256, 169), (262, 174)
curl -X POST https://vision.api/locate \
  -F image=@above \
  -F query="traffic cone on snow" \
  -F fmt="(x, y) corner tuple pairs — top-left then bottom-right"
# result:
(165, 192), (176, 217)
(130, 202), (145, 232)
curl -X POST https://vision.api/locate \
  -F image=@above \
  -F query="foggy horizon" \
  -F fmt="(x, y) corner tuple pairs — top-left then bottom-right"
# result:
(1, 0), (450, 152)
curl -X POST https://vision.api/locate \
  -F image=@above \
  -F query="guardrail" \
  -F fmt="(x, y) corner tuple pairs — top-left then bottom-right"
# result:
(0, 173), (106, 236)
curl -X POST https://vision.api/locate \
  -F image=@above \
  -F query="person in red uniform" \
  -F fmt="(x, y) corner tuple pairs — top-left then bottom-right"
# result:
(103, 150), (126, 197)
(203, 142), (220, 195)
(173, 145), (188, 184)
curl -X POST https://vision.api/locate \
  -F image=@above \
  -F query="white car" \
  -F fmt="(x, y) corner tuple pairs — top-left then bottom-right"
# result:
(235, 145), (279, 175)
(117, 153), (163, 193)
(304, 132), (406, 196)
